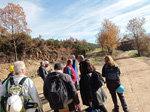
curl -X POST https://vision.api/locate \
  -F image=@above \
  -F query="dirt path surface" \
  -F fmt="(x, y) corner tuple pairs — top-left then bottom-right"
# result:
(32, 52), (150, 112)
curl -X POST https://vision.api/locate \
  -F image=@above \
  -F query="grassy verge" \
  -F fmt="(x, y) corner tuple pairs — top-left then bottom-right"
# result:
(86, 48), (102, 55)
(135, 56), (150, 59)
(128, 50), (150, 59)
(92, 55), (105, 65)
(129, 50), (138, 56)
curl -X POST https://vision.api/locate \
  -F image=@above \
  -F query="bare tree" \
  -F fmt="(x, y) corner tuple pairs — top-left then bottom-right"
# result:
(127, 18), (146, 56)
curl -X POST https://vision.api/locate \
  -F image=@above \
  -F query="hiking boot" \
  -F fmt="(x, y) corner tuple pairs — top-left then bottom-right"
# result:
(112, 108), (119, 112)
(124, 109), (131, 112)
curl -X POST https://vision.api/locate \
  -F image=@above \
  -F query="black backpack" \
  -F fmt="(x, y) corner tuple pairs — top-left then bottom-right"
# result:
(105, 66), (120, 81)
(47, 74), (68, 110)
(91, 71), (105, 91)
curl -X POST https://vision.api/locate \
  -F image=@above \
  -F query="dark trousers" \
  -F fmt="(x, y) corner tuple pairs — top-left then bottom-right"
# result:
(54, 101), (75, 112)
(95, 104), (108, 112)
(107, 82), (128, 111)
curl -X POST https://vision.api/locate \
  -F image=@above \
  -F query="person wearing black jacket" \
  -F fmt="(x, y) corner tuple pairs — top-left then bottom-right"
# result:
(38, 61), (47, 81)
(77, 55), (84, 75)
(43, 63), (81, 112)
(2, 65), (15, 84)
(80, 59), (107, 112)
(102, 55), (130, 112)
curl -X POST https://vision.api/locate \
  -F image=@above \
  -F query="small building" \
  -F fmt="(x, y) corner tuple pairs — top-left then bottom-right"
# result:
(117, 40), (135, 51)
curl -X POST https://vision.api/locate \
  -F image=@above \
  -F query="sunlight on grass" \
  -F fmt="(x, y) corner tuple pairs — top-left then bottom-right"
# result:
(135, 56), (150, 59)
(86, 48), (102, 55)
(129, 50), (138, 56)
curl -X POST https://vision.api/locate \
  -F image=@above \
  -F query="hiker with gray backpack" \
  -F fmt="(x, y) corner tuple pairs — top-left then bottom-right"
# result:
(0, 61), (43, 112)
(43, 63), (81, 112)
(80, 59), (108, 112)
(102, 55), (130, 112)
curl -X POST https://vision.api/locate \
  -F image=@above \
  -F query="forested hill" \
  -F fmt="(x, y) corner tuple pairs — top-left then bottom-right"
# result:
(0, 35), (95, 64)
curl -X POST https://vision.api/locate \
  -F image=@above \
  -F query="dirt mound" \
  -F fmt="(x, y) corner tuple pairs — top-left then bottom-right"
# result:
(0, 47), (73, 80)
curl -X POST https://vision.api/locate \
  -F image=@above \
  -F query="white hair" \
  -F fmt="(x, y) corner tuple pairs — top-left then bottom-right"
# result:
(45, 61), (49, 64)
(78, 55), (84, 60)
(14, 61), (25, 74)
(70, 55), (75, 59)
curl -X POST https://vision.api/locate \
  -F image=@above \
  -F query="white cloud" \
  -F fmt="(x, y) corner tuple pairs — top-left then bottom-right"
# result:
(18, 1), (44, 25)
(111, 5), (150, 33)
(0, 0), (150, 43)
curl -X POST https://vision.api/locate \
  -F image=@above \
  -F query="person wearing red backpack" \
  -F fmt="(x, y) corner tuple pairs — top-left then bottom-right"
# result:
(64, 59), (77, 84)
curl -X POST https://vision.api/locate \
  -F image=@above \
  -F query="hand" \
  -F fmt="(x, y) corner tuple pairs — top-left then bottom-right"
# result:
(89, 101), (92, 107)
(76, 104), (81, 111)
(40, 109), (44, 112)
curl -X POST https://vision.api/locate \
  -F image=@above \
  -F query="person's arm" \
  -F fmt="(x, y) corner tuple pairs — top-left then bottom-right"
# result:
(84, 74), (93, 102)
(117, 67), (121, 76)
(102, 65), (106, 77)
(43, 78), (48, 100)
(65, 75), (80, 105)
(66, 67), (72, 77)
(0, 80), (7, 97)
(0, 79), (2, 87)
(28, 79), (43, 110)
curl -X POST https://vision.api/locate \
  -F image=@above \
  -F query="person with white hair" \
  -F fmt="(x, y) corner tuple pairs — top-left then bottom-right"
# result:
(45, 61), (53, 74)
(77, 55), (84, 75)
(0, 61), (43, 112)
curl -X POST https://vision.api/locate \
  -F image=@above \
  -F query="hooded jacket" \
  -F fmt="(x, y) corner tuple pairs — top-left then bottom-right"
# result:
(0, 75), (43, 112)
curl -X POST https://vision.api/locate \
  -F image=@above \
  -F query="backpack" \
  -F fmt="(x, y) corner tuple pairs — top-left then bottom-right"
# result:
(47, 74), (68, 110)
(5, 77), (27, 112)
(105, 66), (120, 80)
(91, 71), (105, 91)
(63, 66), (74, 77)
(63, 66), (70, 73)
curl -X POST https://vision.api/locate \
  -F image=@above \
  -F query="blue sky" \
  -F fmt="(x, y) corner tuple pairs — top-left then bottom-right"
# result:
(0, 0), (150, 43)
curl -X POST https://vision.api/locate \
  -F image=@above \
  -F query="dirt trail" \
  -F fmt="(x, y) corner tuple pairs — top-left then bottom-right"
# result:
(32, 51), (150, 112)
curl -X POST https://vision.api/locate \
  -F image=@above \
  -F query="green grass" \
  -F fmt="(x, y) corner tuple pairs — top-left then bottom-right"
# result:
(86, 48), (102, 55)
(135, 56), (150, 59)
(129, 50), (138, 56)
(128, 50), (150, 59)
(92, 55), (105, 66)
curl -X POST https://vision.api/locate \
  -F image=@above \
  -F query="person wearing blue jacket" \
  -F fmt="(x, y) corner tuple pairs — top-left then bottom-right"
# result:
(70, 55), (80, 90)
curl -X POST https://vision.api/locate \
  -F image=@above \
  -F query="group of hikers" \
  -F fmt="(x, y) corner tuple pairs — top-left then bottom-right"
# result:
(0, 55), (130, 112)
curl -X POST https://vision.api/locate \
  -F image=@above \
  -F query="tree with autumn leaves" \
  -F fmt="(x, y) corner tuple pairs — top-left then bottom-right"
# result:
(97, 19), (120, 55)
(0, 3), (31, 61)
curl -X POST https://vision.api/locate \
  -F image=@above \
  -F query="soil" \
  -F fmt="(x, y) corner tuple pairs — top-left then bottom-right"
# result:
(1, 51), (150, 112)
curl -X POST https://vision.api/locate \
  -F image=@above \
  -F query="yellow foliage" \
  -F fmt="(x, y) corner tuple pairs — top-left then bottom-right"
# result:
(0, 3), (31, 36)
(98, 19), (120, 54)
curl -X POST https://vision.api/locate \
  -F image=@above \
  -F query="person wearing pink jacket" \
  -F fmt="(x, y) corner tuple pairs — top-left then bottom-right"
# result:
(64, 59), (77, 84)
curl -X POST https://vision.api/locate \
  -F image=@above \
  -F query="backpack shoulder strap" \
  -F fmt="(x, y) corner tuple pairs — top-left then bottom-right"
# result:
(9, 77), (15, 85)
(5, 78), (10, 90)
(19, 77), (28, 85)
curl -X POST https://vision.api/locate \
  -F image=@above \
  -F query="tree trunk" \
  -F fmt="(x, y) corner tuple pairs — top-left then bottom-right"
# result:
(102, 46), (104, 52)
(107, 47), (113, 55)
(135, 37), (141, 56)
(13, 40), (18, 61)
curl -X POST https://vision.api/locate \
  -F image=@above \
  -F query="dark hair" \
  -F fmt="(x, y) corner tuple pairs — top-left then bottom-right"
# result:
(80, 59), (95, 74)
(54, 63), (63, 70)
(40, 61), (45, 65)
(67, 59), (72, 64)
